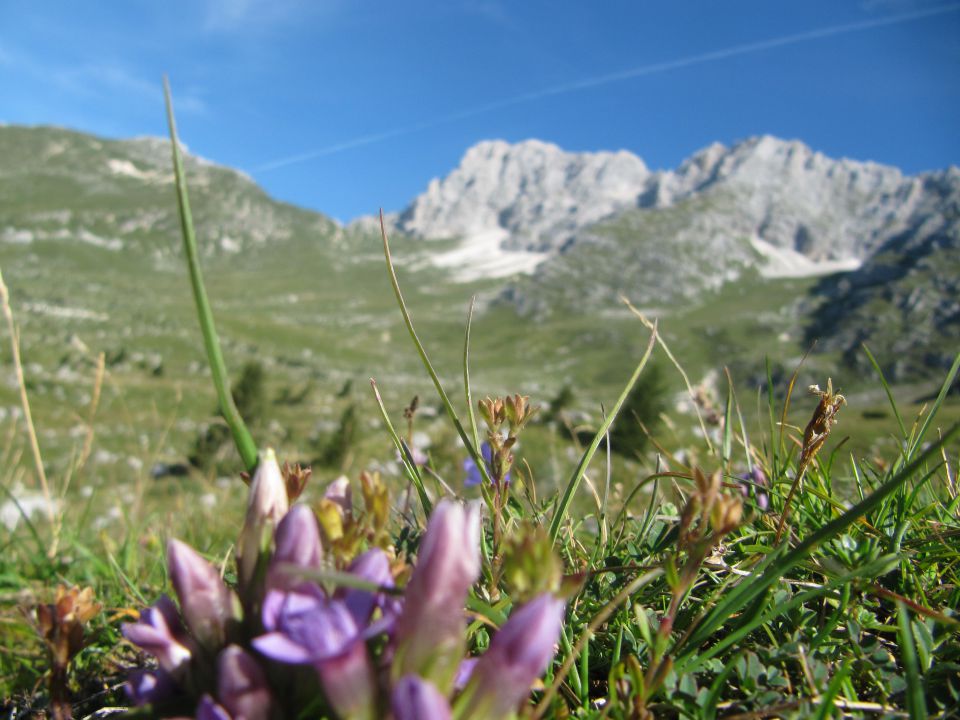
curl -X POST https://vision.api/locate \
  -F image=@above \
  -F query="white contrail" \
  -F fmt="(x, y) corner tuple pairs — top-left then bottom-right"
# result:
(254, 3), (960, 173)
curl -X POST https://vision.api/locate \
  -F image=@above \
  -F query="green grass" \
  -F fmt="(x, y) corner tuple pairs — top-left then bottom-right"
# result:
(3, 321), (958, 716)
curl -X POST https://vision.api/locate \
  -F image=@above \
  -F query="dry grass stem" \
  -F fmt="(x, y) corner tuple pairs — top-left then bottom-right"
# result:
(0, 267), (56, 532)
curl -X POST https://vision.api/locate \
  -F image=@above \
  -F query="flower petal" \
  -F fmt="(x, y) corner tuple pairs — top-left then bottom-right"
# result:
(392, 675), (452, 720)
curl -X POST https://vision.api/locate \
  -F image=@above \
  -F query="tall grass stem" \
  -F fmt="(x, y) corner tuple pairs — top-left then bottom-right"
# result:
(162, 76), (258, 473)
(0, 267), (55, 533)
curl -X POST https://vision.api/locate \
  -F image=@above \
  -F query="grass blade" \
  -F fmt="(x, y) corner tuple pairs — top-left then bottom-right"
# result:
(676, 421), (960, 662)
(163, 77), (257, 472)
(548, 323), (657, 543)
(702, 651), (743, 720)
(622, 297), (714, 454)
(897, 601), (927, 720)
(862, 343), (908, 442)
(685, 554), (898, 672)
(907, 350), (960, 460)
(379, 213), (490, 485)
(462, 296), (486, 482)
(811, 658), (852, 720)
(722, 366), (734, 466)
(0, 268), (55, 528)
(370, 379), (431, 515)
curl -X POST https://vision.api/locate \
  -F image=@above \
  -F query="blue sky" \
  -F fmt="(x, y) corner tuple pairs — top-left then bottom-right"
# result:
(2, 1), (959, 221)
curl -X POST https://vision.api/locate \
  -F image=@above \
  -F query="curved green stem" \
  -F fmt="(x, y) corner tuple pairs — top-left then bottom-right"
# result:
(163, 76), (258, 472)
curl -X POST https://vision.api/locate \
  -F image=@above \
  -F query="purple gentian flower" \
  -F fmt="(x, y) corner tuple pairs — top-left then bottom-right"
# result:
(463, 443), (509, 487)
(121, 594), (192, 675)
(125, 667), (178, 707)
(337, 548), (398, 631)
(196, 695), (232, 720)
(737, 467), (770, 511)
(253, 589), (377, 720)
(167, 539), (236, 649)
(392, 675), (452, 720)
(255, 588), (356, 663)
(324, 476), (353, 516)
(458, 593), (565, 720)
(393, 500), (481, 693)
(216, 645), (274, 720)
(267, 504), (324, 593)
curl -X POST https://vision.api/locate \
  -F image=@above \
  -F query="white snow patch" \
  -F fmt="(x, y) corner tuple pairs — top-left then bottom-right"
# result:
(751, 236), (862, 278)
(428, 228), (548, 281)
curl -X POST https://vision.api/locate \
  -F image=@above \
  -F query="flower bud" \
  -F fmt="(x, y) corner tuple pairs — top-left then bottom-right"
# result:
(393, 500), (481, 693)
(239, 449), (290, 589)
(268, 505), (323, 593)
(324, 476), (353, 517)
(392, 675), (452, 720)
(168, 539), (235, 649)
(459, 593), (565, 720)
(217, 645), (274, 720)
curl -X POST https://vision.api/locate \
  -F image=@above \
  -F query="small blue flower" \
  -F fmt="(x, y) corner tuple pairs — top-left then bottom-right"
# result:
(464, 443), (510, 487)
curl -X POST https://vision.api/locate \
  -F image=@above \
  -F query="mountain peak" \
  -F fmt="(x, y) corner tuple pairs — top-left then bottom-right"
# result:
(398, 138), (650, 248)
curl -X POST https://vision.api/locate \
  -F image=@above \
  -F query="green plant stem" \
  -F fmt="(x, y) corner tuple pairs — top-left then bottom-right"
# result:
(370, 379), (432, 515)
(548, 323), (657, 543)
(162, 77), (257, 472)
(0, 268), (55, 532)
(379, 211), (490, 484)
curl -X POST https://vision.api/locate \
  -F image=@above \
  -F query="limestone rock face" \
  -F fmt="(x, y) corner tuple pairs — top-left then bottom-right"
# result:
(387, 134), (953, 282)
(397, 139), (651, 251)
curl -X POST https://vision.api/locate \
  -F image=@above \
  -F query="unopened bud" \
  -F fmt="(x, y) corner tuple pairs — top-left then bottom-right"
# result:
(238, 449), (289, 589)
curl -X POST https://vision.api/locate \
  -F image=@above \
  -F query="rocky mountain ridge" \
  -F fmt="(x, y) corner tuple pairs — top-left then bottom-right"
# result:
(2, 124), (957, 383)
(381, 135), (955, 282)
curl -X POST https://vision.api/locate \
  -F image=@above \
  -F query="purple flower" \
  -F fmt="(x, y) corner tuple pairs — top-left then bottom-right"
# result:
(737, 467), (770, 511)
(216, 645), (274, 720)
(255, 589), (354, 663)
(393, 500), (481, 693)
(239, 449), (290, 589)
(267, 505), (324, 593)
(454, 658), (478, 691)
(315, 638), (377, 720)
(167, 539), (236, 649)
(337, 548), (397, 630)
(458, 593), (565, 720)
(392, 675), (452, 720)
(463, 443), (508, 487)
(324, 476), (353, 516)
(196, 695), (232, 720)
(125, 667), (178, 707)
(121, 594), (192, 675)
(253, 590), (377, 720)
